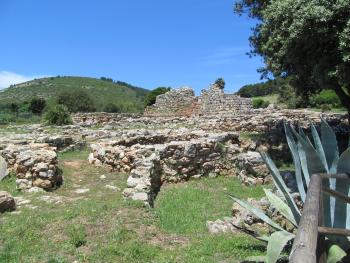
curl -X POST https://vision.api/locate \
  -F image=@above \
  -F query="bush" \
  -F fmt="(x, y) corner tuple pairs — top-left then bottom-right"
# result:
(29, 97), (46, 114)
(57, 89), (96, 113)
(214, 78), (225, 89)
(321, 104), (332, 112)
(311, 89), (341, 108)
(103, 103), (122, 113)
(252, 98), (269, 108)
(43, 105), (72, 126)
(144, 87), (171, 107)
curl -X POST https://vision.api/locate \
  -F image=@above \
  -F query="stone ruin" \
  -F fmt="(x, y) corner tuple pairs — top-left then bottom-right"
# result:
(88, 129), (271, 206)
(144, 83), (253, 117)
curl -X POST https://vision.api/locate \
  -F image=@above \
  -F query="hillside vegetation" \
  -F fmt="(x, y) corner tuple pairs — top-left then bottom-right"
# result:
(0, 76), (149, 112)
(236, 78), (346, 112)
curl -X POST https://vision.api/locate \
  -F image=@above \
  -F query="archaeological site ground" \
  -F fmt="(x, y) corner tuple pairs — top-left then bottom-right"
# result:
(1, 82), (349, 263)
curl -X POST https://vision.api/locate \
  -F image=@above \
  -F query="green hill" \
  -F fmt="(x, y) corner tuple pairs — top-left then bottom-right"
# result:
(0, 76), (149, 112)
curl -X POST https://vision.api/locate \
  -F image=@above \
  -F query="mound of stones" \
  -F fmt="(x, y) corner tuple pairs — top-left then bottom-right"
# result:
(0, 191), (16, 213)
(88, 129), (270, 206)
(1, 143), (62, 191)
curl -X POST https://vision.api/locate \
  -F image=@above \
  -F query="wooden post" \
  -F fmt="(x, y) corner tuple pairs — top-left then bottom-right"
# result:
(290, 175), (322, 263)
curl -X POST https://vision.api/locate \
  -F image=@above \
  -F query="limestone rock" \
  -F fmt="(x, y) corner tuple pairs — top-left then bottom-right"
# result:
(0, 191), (16, 213)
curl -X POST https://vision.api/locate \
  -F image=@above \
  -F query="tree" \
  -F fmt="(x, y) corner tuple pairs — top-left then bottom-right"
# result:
(214, 78), (225, 89)
(29, 97), (46, 114)
(103, 103), (122, 113)
(8, 103), (19, 116)
(43, 104), (72, 126)
(57, 89), (96, 113)
(234, 0), (350, 116)
(144, 87), (171, 107)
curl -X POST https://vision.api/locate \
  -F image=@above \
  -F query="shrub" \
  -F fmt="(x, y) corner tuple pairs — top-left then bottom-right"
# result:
(103, 103), (121, 113)
(43, 105), (72, 126)
(321, 104), (332, 112)
(8, 103), (19, 115)
(29, 97), (46, 114)
(57, 89), (96, 113)
(144, 87), (171, 107)
(252, 98), (269, 108)
(214, 78), (225, 89)
(311, 89), (341, 108)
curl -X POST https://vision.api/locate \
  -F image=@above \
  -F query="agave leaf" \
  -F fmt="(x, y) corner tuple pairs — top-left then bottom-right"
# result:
(326, 244), (347, 263)
(284, 123), (306, 202)
(299, 126), (313, 146)
(322, 179), (333, 228)
(0, 156), (8, 181)
(291, 127), (327, 176)
(260, 152), (301, 223)
(337, 148), (350, 173)
(310, 123), (329, 172)
(320, 117), (339, 171)
(229, 195), (284, 231)
(336, 148), (350, 230)
(264, 189), (297, 226)
(297, 140), (311, 186)
(266, 231), (294, 263)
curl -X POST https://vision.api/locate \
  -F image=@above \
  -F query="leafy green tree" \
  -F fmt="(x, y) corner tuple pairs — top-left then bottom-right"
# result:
(144, 87), (171, 107)
(57, 89), (96, 113)
(8, 103), (19, 116)
(103, 103), (122, 113)
(214, 78), (225, 89)
(234, 0), (350, 115)
(29, 97), (46, 114)
(43, 105), (72, 126)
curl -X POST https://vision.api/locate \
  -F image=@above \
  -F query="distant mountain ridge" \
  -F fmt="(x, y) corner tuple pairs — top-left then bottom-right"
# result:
(0, 76), (149, 112)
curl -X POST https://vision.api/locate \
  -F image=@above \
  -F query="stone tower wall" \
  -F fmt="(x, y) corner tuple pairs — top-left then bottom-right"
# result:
(144, 87), (196, 117)
(144, 84), (253, 117)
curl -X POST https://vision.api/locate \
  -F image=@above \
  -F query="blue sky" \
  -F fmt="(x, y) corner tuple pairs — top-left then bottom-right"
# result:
(0, 0), (264, 93)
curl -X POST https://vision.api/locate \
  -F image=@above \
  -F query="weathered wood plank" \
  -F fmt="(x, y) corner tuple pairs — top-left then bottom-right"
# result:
(318, 226), (350, 237)
(290, 174), (322, 263)
(322, 187), (350, 205)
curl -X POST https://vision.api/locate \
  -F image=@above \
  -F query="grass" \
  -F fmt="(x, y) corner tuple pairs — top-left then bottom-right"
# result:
(253, 94), (279, 105)
(0, 149), (266, 262)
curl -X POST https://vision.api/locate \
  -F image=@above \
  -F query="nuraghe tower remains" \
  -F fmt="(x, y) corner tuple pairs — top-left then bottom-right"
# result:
(144, 83), (253, 117)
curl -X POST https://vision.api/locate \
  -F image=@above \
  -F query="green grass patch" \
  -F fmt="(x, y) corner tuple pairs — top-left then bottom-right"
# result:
(0, 150), (266, 262)
(155, 177), (265, 235)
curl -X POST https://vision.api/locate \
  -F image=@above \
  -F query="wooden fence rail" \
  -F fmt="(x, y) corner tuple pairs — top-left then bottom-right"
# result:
(290, 174), (350, 263)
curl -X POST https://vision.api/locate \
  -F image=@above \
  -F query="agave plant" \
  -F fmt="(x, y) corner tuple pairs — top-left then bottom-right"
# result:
(0, 155), (8, 181)
(230, 118), (350, 263)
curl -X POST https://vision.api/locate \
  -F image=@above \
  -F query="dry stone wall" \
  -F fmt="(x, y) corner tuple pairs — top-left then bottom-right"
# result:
(1, 144), (62, 191)
(144, 84), (252, 117)
(144, 87), (197, 117)
(88, 131), (253, 206)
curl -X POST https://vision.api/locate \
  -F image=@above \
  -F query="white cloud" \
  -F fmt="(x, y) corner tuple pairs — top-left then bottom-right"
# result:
(0, 71), (46, 89)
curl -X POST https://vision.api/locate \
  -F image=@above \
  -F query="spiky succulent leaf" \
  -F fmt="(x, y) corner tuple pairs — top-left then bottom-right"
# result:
(266, 231), (294, 263)
(261, 152), (301, 223)
(297, 140), (311, 185)
(320, 117), (339, 171)
(229, 195), (284, 231)
(336, 148), (350, 230)
(264, 189), (297, 226)
(311, 123), (329, 172)
(291, 127), (327, 176)
(0, 156), (8, 181)
(337, 148), (350, 173)
(284, 123), (306, 202)
(326, 244), (347, 263)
